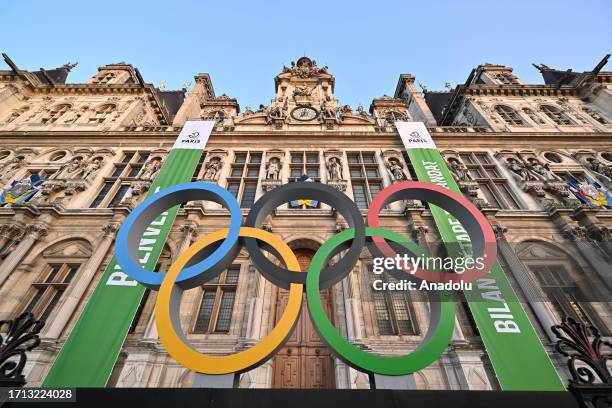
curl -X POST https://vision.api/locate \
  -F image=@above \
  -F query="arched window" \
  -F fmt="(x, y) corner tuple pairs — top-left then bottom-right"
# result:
(89, 104), (116, 124)
(516, 240), (610, 335)
(540, 105), (573, 125)
(494, 105), (525, 126)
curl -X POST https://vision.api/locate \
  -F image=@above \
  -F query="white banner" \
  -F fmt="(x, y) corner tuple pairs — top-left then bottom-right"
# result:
(172, 120), (215, 150)
(395, 121), (437, 149)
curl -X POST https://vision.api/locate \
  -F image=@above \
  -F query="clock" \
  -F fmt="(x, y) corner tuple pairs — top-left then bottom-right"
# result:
(291, 106), (318, 121)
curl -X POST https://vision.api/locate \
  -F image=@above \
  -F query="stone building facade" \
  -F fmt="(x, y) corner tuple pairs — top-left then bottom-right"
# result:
(0, 54), (611, 390)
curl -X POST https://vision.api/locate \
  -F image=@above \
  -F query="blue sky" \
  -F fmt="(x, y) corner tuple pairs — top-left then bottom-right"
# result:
(3, 0), (611, 109)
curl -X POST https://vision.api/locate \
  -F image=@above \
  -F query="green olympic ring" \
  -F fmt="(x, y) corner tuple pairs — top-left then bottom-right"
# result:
(307, 227), (456, 375)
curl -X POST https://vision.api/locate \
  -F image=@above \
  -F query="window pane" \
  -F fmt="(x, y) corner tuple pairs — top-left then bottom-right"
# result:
(215, 290), (236, 332)
(225, 267), (240, 284)
(109, 185), (129, 207)
(231, 168), (243, 177)
(227, 182), (240, 198)
(291, 154), (303, 164)
(495, 183), (520, 209)
(366, 168), (379, 178)
(112, 165), (125, 177)
(40, 290), (64, 321)
(306, 153), (318, 164)
(128, 165), (142, 177)
(475, 153), (491, 164)
(347, 154), (360, 164)
(460, 154), (475, 164)
(390, 292), (416, 335)
(90, 182), (114, 208)
(250, 153), (262, 164)
(122, 153), (135, 163)
(138, 153), (150, 163)
(241, 182), (257, 208)
(63, 265), (79, 283)
(350, 168), (363, 177)
(306, 167), (318, 178)
(369, 182), (382, 201)
(362, 154), (375, 164)
(246, 167), (259, 177)
(45, 265), (62, 283)
(234, 153), (247, 164)
(290, 168), (302, 178)
(353, 183), (368, 209)
(478, 183), (501, 208)
(194, 291), (216, 333)
(23, 290), (44, 314)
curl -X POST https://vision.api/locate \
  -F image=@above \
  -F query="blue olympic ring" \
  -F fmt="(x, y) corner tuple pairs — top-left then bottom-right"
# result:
(115, 182), (242, 288)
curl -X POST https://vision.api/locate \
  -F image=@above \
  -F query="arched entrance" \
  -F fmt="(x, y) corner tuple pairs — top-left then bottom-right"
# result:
(272, 248), (336, 388)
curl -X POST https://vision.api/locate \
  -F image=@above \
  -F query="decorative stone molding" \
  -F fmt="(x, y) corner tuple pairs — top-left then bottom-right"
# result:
(25, 223), (48, 239)
(102, 222), (120, 237)
(327, 179), (347, 192)
(261, 179), (282, 192)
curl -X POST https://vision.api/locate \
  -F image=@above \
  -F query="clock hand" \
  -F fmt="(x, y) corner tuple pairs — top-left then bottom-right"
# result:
(300, 109), (306, 118)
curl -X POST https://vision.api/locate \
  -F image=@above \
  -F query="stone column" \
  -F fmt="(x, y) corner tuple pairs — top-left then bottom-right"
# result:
(0, 223), (47, 287)
(143, 222), (196, 340)
(493, 225), (557, 342)
(0, 223), (25, 256)
(43, 222), (119, 339)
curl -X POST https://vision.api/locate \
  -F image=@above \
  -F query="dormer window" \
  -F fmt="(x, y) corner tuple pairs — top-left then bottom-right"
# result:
(540, 105), (574, 125)
(494, 105), (525, 126)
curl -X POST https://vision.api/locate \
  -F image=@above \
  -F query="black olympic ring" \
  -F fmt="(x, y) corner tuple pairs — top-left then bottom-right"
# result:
(243, 182), (366, 289)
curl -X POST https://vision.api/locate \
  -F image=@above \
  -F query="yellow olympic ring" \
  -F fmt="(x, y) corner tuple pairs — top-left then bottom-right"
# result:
(156, 227), (303, 374)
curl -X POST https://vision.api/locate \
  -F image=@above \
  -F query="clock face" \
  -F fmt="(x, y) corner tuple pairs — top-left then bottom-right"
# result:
(291, 106), (318, 121)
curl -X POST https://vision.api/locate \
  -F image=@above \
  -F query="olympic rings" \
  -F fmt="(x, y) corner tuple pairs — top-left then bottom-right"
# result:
(244, 182), (365, 290)
(307, 227), (455, 375)
(115, 182), (241, 289)
(114, 178), (497, 377)
(156, 227), (303, 374)
(367, 181), (497, 284)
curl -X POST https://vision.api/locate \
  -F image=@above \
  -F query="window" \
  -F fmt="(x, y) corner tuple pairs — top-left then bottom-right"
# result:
(89, 104), (115, 124)
(290, 151), (320, 180)
(529, 264), (610, 336)
(90, 151), (149, 208)
(42, 104), (70, 124)
(348, 152), (382, 209)
(193, 266), (240, 334)
(21, 263), (80, 321)
(226, 151), (261, 208)
(367, 265), (418, 335)
(540, 105), (573, 126)
(494, 105), (525, 126)
(582, 107), (609, 125)
(460, 152), (521, 209)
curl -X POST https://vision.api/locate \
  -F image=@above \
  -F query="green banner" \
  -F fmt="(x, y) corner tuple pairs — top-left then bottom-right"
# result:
(42, 120), (214, 387)
(396, 122), (564, 391)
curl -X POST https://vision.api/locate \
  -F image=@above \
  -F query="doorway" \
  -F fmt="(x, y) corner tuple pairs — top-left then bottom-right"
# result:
(271, 248), (336, 388)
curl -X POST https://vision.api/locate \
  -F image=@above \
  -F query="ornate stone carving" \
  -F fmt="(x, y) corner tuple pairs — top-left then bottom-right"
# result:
(25, 223), (48, 239)
(448, 158), (472, 182)
(326, 157), (343, 181)
(0, 155), (25, 185)
(525, 158), (561, 182)
(506, 158), (530, 181)
(203, 157), (223, 181)
(102, 222), (120, 236)
(261, 179), (282, 192)
(386, 158), (406, 182)
(137, 157), (161, 181)
(265, 157), (281, 180)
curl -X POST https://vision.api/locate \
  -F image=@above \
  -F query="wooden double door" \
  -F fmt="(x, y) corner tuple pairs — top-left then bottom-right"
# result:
(272, 249), (336, 389)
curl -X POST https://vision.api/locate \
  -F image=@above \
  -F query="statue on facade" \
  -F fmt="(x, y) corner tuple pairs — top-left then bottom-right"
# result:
(387, 158), (406, 181)
(356, 105), (368, 117)
(448, 159), (472, 182)
(588, 158), (612, 181)
(82, 157), (104, 182)
(0, 155), (24, 185)
(138, 158), (161, 181)
(293, 85), (312, 97)
(340, 105), (353, 115)
(59, 156), (86, 179)
(266, 158), (281, 180)
(526, 158), (559, 182)
(268, 106), (285, 120)
(321, 101), (336, 120)
(203, 158), (222, 181)
(506, 158), (530, 181)
(256, 104), (267, 113)
(327, 157), (343, 181)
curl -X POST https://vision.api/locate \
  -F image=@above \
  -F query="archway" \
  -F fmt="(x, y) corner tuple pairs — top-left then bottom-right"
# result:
(272, 240), (335, 389)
